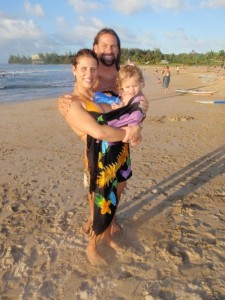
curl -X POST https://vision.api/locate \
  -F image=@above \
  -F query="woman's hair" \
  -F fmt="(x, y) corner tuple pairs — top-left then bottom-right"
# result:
(92, 28), (121, 71)
(116, 64), (144, 92)
(72, 48), (99, 68)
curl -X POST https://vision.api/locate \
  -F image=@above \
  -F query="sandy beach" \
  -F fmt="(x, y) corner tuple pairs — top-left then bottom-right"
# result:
(0, 66), (225, 300)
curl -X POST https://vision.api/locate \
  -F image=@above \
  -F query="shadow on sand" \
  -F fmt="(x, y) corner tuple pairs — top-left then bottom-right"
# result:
(119, 144), (225, 229)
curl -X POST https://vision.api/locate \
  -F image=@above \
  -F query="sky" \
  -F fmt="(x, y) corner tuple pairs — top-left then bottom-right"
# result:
(0, 0), (225, 63)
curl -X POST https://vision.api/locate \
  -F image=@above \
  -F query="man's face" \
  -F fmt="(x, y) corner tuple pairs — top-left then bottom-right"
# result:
(94, 33), (119, 67)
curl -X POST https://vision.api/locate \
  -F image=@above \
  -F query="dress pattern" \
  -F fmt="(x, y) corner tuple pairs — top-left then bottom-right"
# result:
(86, 95), (144, 236)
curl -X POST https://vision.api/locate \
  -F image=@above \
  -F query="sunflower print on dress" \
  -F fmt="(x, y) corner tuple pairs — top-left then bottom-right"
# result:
(86, 93), (144, 236)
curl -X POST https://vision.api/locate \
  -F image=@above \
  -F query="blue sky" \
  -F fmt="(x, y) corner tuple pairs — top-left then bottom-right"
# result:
(0, 0), (225, 63)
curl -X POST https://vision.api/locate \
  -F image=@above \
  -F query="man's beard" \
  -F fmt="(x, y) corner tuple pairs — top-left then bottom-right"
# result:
(98, 54), (117, 67)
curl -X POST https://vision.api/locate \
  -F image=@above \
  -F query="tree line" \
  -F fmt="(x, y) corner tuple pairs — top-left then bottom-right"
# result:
(8, 48), (225, 66)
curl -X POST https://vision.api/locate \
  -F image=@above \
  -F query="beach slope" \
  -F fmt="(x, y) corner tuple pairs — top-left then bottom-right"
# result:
(0, 67), (225, 299)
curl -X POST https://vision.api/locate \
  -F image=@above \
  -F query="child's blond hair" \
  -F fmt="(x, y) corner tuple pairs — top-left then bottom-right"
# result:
(116, 64), (144, 93)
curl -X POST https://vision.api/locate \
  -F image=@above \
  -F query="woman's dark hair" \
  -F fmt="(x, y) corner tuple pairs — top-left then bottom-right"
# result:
(92, 28), (121, 71)
(72, 49), (99, 68)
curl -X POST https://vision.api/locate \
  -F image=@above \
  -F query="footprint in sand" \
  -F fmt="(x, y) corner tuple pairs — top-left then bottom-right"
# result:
(167, 241), (203, 265)
(169, 116), (194, 122)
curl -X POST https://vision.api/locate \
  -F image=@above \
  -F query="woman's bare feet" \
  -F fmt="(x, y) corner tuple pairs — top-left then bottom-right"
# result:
(86, 245), (107, 266)
(103, 239), (125, 255)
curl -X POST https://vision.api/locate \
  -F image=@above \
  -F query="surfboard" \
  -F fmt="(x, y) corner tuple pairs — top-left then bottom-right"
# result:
(196, 100), (225, 104)
(198, 75), (218, 78)
(176, 89), (216, 95)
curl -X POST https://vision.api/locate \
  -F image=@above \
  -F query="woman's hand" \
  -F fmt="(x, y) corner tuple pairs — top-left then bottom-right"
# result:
(122, 125), (142, 145)
(57, 94), (73, 116)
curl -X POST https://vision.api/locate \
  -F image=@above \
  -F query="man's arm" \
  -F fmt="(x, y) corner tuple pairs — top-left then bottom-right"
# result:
(139, 94), (149, 114)
(57, 94), (73, 116)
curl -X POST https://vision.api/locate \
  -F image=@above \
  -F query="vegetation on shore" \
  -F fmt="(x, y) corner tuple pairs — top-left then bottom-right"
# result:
(8, 48), (225, 66)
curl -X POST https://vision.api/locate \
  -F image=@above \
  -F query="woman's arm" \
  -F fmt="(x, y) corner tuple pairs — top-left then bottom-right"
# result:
(65, 100), (141, 143)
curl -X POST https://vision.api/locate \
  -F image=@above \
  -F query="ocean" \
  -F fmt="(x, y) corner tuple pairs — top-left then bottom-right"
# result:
(0, 64), (74, 104)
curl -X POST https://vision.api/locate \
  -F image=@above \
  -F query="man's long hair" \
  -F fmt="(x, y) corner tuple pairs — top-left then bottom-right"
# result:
(93, 28), (121, 71)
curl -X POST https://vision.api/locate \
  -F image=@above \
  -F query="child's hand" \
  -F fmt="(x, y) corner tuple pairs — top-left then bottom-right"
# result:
(111, 102), (123, 110)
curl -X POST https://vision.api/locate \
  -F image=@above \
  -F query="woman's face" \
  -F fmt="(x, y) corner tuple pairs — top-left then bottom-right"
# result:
(72, 56), (98, 90)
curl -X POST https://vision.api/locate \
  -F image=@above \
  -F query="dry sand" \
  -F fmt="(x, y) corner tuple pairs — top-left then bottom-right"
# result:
(0, 66), (225, 300)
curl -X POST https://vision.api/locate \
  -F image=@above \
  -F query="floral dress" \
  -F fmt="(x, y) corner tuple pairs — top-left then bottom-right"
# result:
(86, 94), (144, 236)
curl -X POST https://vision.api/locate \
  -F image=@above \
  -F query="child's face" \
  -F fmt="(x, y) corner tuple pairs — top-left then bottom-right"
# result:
(121, 76), (142, 98)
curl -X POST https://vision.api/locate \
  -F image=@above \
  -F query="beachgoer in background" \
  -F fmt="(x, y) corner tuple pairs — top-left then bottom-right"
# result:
(161, 66), (171, 94)
(63, 49), (142, 265)
(58, 28), (149, 235)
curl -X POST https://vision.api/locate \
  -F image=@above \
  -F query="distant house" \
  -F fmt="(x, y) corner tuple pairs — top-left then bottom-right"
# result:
(31, 54), (44, 64)
(160, 59), (169, 64)
(127, 59), (136, 66)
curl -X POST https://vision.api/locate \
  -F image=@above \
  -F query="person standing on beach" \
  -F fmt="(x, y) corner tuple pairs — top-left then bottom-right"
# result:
(161, 66), (171, 94)
(63, 49), (143, 265)
(58, 28), (149, 236)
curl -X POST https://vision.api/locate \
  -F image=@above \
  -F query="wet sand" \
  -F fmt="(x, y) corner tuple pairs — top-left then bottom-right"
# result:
(0, 66), (225, 299)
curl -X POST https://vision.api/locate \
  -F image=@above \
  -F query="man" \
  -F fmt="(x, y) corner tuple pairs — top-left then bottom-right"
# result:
(58, 28), (121, 115)
(58, 28), (149, 235)
(92, 28), (120, 93)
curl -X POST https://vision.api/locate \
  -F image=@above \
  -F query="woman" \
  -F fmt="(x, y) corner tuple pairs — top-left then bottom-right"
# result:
(64, 49), (142, 266)
(58, 28), (149, 236)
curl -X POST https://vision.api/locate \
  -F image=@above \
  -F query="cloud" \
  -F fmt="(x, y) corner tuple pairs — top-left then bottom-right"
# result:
(154, 0), (190, 11)
(53, 16), (105, 51)
(110, 0), (190, 15)
(164, 29), (190, 41)
(110, 0), (149, 15)
(200, 0), (225, 8)
(56, 17), (67, 27)
(24, 0), (45, 17)
(68, 0), (103, 13)
(0, 13), (53, 62)
(116, 26), (156, 49)
(0, 14), (44, 41)
(162, 28), (225, 54)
